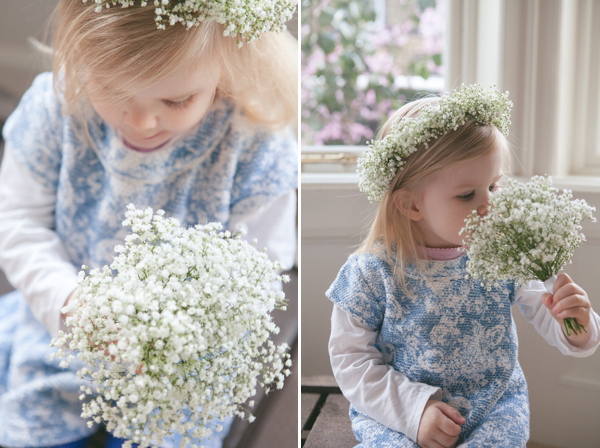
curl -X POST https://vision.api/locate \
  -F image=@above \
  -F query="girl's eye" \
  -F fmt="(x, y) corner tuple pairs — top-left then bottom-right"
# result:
(458, 191), (475, 201)
(163, 95), (194, 110)
(489, 183), (498, 192)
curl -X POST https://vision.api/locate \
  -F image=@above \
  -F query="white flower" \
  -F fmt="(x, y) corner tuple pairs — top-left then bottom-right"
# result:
(51, 204), (291, 446)
(460, 175), (596, 287)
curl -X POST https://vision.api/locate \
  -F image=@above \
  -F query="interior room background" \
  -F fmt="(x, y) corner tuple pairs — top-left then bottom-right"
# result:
(301, 1), (600, 447)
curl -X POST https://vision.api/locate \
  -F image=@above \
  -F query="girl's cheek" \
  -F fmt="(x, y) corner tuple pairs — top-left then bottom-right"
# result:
(172, 110), (205, 132)
(183, 100), (213, 127)
(90, 100), (120, 126)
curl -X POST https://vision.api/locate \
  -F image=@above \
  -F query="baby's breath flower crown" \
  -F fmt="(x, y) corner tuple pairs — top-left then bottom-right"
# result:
(358, 84), (513, 203)
(51, 204), (292, 447)
(84, 0), (297, 43)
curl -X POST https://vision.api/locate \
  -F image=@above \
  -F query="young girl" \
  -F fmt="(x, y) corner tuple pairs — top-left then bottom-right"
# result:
(0, 1), (297, 447)
(327, 85), (600, 448)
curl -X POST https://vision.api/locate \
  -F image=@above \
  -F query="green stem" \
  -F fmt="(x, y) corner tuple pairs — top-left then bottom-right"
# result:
(563, 317), (588, 337)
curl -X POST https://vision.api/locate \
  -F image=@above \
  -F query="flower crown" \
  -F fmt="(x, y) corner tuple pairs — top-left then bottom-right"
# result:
(85, 0), (297, 43)
(357, 84), (513, 202)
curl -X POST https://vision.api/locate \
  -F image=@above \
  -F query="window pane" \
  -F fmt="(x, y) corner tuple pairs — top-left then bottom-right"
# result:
(301, 0), (446, 146)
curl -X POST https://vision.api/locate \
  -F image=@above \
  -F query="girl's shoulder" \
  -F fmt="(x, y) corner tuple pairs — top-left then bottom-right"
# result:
(3, 72), (64, 138)
(21, 71), (56, 99)
(214, 98), (297, 156)
(328, 252), (395, 297)
(326, 252), (397, 328)
(2, 72), (66, 189)
(347, 251), (394, 276)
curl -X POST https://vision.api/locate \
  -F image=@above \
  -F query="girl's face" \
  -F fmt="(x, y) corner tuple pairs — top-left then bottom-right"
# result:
(411, 145), (505, 248)
(89, 62), (221, 151)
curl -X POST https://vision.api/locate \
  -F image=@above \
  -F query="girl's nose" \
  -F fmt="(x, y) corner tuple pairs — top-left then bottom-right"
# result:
(123, 102), (158, 131)
(477, 192), (491, 216)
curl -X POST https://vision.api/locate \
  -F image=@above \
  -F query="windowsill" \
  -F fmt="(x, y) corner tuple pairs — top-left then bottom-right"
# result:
(301, 172), (359, 189)
(302, 172), (600, 193)
(539, 175), (600, 193)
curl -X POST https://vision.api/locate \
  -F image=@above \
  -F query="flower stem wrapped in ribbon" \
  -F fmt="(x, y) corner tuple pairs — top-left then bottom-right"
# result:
(51, 204), (291, 447)
(460, 175), (596, 336)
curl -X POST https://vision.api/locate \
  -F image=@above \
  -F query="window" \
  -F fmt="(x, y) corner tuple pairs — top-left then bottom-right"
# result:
(301, 0), (446, 154)
(302, 0), (600, 181)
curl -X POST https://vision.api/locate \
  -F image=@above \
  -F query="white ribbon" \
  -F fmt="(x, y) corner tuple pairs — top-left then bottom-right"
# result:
(543, 275), (558, 295)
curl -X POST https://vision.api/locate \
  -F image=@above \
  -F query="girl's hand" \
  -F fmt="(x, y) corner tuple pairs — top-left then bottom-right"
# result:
(541, 273), (592, 347)
(60, 290), (76, 322)
(417, 400), (465, 448)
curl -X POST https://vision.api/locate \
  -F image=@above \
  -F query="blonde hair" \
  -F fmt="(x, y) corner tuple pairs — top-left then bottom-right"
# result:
(357, 97), (512, 291)
(51, 0), (297, 131)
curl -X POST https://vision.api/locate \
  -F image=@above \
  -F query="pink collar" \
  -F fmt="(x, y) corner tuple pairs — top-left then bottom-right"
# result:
(420, 246), (464, 261)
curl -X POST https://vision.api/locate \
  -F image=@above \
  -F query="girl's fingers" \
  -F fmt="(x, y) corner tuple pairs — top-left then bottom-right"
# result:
(541, 293), (553, 307)
(438, 403), (466, 426)
(439, 416), (462, 437)
(552, 295), (590, 316)
(552, 282), (584, 303)
(553, 272), (573, 292)
(556, 307), (591, 327)
(427, 438), (449, 448)
(433, 434), (458, 448)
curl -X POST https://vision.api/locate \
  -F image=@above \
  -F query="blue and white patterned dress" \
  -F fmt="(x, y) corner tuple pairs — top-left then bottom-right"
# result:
(0, 73), (297, 447)
(327, 252), (530, 447)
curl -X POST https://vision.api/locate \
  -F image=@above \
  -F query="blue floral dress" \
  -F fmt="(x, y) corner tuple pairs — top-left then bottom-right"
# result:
(0, 72), (297, 447)
(326, 252), (530, 447)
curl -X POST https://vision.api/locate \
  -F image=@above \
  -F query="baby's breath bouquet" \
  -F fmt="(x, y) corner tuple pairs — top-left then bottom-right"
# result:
(460, 175), (596, 336)
(51, 205), (291, 447)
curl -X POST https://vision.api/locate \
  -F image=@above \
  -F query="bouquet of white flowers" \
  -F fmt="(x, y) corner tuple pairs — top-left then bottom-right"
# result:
(460, 175), (596, 336)
(51, 204), (291, 447)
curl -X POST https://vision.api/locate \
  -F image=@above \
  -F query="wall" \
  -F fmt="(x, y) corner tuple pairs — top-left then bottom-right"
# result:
(0, 1), (57, 100)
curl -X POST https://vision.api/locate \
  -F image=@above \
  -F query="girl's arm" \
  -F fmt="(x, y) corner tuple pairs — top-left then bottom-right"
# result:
(516, 277), (600, 356)
(0, 146), (79, 337)
(329, 304), (442, 443)
(227, 190), (296, 270)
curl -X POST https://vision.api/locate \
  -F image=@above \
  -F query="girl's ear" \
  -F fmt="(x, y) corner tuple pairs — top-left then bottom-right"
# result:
(393, 190), (422, 221)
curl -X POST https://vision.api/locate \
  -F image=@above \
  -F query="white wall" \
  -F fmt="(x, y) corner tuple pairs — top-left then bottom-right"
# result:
(301, 178), (375, 378)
